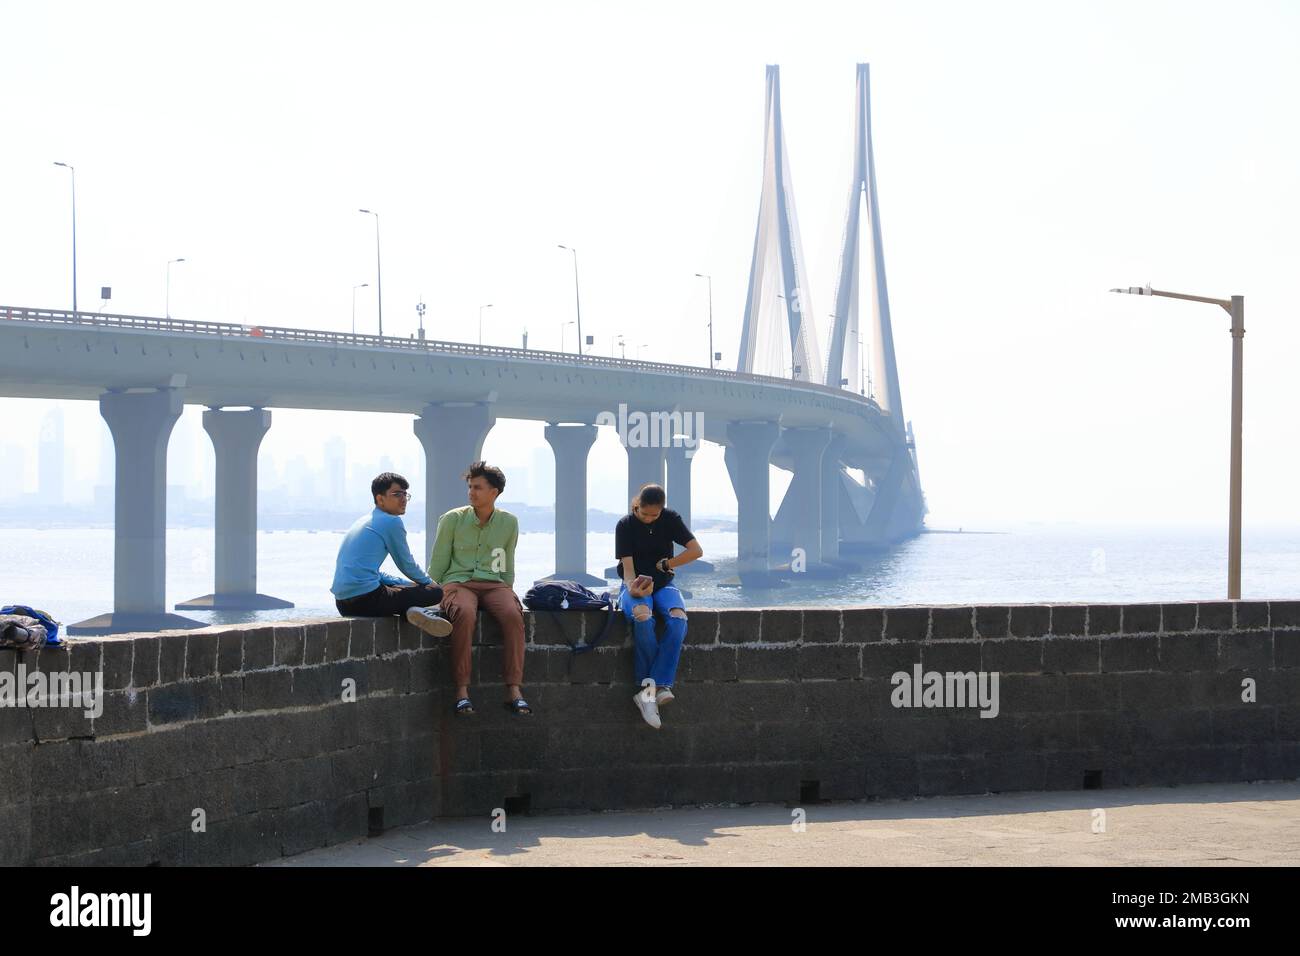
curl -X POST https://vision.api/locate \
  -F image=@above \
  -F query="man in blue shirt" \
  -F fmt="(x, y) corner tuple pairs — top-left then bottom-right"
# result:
(331, 472), (451, 636)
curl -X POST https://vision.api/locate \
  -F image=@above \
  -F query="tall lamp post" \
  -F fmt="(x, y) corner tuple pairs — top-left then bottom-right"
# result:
(53, 161), (77, 315)
(351, 282), (369, 335)
(165, 258), (186, 319)
(560, 320), (575, 353)
(478, 303), (494, 346)
(359, 209), (382, 336)
(695, 272), (714, 369)
(557, 244), (583, 355)
(848, 325), (867, 396)
(1111, 283), (1245, 599)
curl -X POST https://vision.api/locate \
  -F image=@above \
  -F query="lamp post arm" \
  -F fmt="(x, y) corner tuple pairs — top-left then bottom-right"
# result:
(1149, 288), (1233, 313)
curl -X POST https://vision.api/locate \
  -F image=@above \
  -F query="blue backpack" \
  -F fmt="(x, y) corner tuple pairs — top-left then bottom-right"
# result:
(0, 605), (62, 647)
(522, 580), (618, 655)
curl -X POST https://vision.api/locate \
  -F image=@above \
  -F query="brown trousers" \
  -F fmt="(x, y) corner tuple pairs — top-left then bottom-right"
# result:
(439, 580), (526, 688)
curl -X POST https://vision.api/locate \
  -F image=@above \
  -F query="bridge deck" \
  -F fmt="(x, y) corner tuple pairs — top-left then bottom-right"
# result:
(0, 306), (901, 464)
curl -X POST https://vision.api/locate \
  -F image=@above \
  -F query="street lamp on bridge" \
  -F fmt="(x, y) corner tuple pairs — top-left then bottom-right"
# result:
(359, 209), (382, 336)
(560, 320), (575, 353)
(557, 244), (583, 355)
(53, 162), (77, 315)
(1110, 283), (1246, 599)
(859, 333), (866, 397)
(166, 258), (186, 319)
(351, 283), (369, 335)
(695, 273), (714, 369)
(479, 303), (494, 346)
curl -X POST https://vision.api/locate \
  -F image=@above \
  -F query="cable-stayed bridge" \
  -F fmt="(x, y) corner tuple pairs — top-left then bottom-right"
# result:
(0, 63), (925, 634)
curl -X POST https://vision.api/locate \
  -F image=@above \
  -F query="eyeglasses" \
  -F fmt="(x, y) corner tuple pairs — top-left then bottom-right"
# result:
(388, 491), (413, 501)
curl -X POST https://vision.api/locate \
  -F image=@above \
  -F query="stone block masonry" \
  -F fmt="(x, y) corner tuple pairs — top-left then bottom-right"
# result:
(2, 600), (1296, 866)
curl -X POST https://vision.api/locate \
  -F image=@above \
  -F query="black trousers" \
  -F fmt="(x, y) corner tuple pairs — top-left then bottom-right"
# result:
(335, 582), (444, 617)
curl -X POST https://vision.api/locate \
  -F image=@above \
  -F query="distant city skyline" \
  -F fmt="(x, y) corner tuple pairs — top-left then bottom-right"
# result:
(0, 399), (751, 519)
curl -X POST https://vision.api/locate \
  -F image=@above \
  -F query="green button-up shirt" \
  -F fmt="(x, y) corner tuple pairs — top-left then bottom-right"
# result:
(427, 505), (519, 588)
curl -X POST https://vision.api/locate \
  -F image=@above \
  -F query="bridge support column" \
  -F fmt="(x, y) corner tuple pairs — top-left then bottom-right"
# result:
(664, 440), (714, 573)
(772, 426), (840, 577)
(413, 402), (496, 557)
(865, 444), (927, 545)
(540, 423), (603, 586)
(177, 408), (293, 611)
(70, 388), (204, 635)
(625, 444), (665, 508)
(724, 420), (782, 587)
(820, 436), (857, 569)
(838, 471), (880, 553)
(599, 441), (667, 580)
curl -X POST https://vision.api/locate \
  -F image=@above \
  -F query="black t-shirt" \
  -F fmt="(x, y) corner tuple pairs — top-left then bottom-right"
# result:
(614, 508), (695, 591)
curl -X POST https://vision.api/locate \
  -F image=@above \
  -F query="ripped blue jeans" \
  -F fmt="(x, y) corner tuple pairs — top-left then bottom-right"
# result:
(619, 583), (687, 688)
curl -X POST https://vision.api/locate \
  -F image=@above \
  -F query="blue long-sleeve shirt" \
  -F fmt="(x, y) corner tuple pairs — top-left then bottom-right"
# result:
(331, 508), (433, 600)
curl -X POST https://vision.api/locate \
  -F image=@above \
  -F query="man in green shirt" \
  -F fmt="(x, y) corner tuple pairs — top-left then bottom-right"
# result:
(420, 460), (530, 717)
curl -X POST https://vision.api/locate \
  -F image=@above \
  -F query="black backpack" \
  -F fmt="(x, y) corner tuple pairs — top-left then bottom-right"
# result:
(522, 580), (619, 655)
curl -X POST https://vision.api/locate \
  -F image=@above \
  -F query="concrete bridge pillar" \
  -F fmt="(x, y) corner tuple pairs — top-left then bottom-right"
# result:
(625, 444), (664, 509)
(864, 444), (927, 544)
(664, 439), (714, 573)
(70, 388), (204, 635)
(839, 452), (922, 552)
(541, 423), (603, 586)
(663, 441), (693, 531)
(177, 407), (293, 611)
(774, 425), (835, 574)
(820, 436), (854, 567)
(724, 420), (781, 586)
(413, 402), (496, 554)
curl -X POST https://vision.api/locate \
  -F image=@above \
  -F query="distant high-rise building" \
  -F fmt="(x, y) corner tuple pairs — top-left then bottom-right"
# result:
(97, 421), (114, 484)
(531, 446), (554, 508)
(348, 463), (372, 505)
(324, 436), (346, 506)
(166, 411), (216, 502)
(499, 459), (529, 505)
(284, 456), (320, 505)
(38, 408), (65, 505)
(0, 442), (24, 500)
(258, 452), (281, 496)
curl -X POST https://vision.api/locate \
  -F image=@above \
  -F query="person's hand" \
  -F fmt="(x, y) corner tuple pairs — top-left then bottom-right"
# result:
(629, 575), (653, 598)
(655, 558), (675, 579)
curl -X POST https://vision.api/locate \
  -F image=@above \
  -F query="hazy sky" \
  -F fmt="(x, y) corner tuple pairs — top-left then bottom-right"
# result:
(2, 0), (1298, 529)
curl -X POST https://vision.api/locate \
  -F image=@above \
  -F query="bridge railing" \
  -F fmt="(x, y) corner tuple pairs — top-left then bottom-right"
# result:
(0, 305), (878, 407)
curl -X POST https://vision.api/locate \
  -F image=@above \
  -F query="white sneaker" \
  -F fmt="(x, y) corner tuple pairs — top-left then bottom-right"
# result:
(633, 690), (662, 729)
(655, 687), (675, 707)
(406, 606), (452, 638)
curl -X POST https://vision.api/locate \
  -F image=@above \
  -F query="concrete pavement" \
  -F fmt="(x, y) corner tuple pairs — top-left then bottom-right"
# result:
(268, 780), (1300, 867)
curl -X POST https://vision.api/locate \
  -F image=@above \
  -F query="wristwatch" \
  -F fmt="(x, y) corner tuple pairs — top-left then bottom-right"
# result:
(656, 558), (675, 577)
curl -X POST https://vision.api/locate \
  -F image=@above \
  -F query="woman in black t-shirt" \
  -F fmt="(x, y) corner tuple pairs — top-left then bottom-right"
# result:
(614, 483), (704, 728)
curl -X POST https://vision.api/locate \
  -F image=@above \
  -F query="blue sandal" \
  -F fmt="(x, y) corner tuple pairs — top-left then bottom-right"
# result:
(454, 697), (475, 717)
(504, 698), (532, 716)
